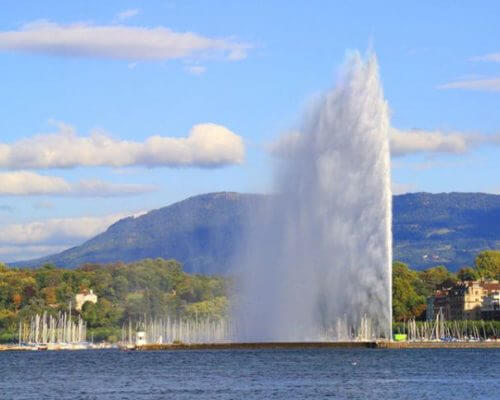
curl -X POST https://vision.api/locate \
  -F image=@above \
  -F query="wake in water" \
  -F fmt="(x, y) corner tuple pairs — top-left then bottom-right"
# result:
(234, 51), (392, 341)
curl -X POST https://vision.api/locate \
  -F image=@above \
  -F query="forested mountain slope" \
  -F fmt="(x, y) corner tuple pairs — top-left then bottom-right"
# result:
(13, 192), (500, 272)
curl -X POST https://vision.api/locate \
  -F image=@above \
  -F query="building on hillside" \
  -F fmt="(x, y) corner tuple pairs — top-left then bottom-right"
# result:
(75, 289), (98, 311)
(481, 290), (500, 320)
(427, 280), (500, 321)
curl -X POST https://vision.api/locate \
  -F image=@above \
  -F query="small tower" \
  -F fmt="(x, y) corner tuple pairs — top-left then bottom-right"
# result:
(136, 331), (147, 346)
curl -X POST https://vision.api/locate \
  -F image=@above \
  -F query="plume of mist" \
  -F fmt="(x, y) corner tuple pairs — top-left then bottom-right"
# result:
(234, 51), (392, 341)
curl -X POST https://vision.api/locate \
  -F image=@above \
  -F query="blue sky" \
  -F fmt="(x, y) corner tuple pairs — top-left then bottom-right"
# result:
(0, 1), (499, 261)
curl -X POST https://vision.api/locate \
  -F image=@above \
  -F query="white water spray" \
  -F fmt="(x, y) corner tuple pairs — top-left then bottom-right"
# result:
(235, 52), (392, 341)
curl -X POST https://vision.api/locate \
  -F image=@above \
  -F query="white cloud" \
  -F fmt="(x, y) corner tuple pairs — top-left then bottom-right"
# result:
(0, 21), (249, 61)
(438, 77), (500, 92)
(185, 65), (206, 75)
(70, 179), (157, 197)
(0, 211), (148, 262)
(488, 187), (500, 195)
(0, 171), (156, 196)
(0, 211), (146, 262)
(270, 128), (500, 158)
(471, 53), (500, 63)
(391, 182), (416, 195)
(0, 122), (245, 169)
(116, 9), (140, 21)
(0, 214), (129, 246)
(33, 200), (54, 209)
(389, 128), (500, 156)
(0, 171), (69, 195)
(389, 128), (468, 156)
(439, 53), (500, 91)
(267, 131), (301, 158)
(0, 245), (69, 262)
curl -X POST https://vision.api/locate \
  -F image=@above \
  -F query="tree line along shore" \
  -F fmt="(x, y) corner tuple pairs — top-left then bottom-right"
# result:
(0, 251), (499, 344)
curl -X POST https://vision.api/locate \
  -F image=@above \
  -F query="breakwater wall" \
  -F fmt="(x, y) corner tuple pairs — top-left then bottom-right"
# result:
(135, 341), (500, 350)
(135, 342), (379, 350)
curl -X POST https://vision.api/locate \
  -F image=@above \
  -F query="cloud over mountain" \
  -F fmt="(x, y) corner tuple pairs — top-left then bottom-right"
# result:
(0, 171), (156, 196)
(0, 211), (145, 261)
(0, 213), (134, 245)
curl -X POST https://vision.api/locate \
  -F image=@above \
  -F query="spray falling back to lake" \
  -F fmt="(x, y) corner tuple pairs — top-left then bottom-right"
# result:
(235, 52), (392, 341)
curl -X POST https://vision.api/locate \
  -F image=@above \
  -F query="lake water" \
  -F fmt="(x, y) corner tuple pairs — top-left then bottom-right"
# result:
(1, 349), (499, 399)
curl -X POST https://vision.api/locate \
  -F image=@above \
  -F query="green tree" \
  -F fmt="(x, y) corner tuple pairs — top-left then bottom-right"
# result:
(392, 262), (426, 321)
(419, 265), (456, 296)
(112, 275), (129, 299)
(457, 267), (479, 281)
(81, 299), (123, 329)
(475, 250), (500, 280)
(185, 297), (228, 320)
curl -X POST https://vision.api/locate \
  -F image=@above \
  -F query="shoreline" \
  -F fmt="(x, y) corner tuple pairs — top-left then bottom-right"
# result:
(2, 340), (499, 352)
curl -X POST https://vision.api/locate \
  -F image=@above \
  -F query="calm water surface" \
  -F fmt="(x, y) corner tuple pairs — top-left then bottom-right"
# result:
(1, 349), (499, 399)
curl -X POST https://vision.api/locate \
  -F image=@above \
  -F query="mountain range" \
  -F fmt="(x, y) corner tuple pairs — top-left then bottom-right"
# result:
(13, 192), (500, 273)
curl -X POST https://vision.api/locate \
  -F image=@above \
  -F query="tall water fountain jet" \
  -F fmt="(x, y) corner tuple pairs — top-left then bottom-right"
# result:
(235, 52), (392, 341)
